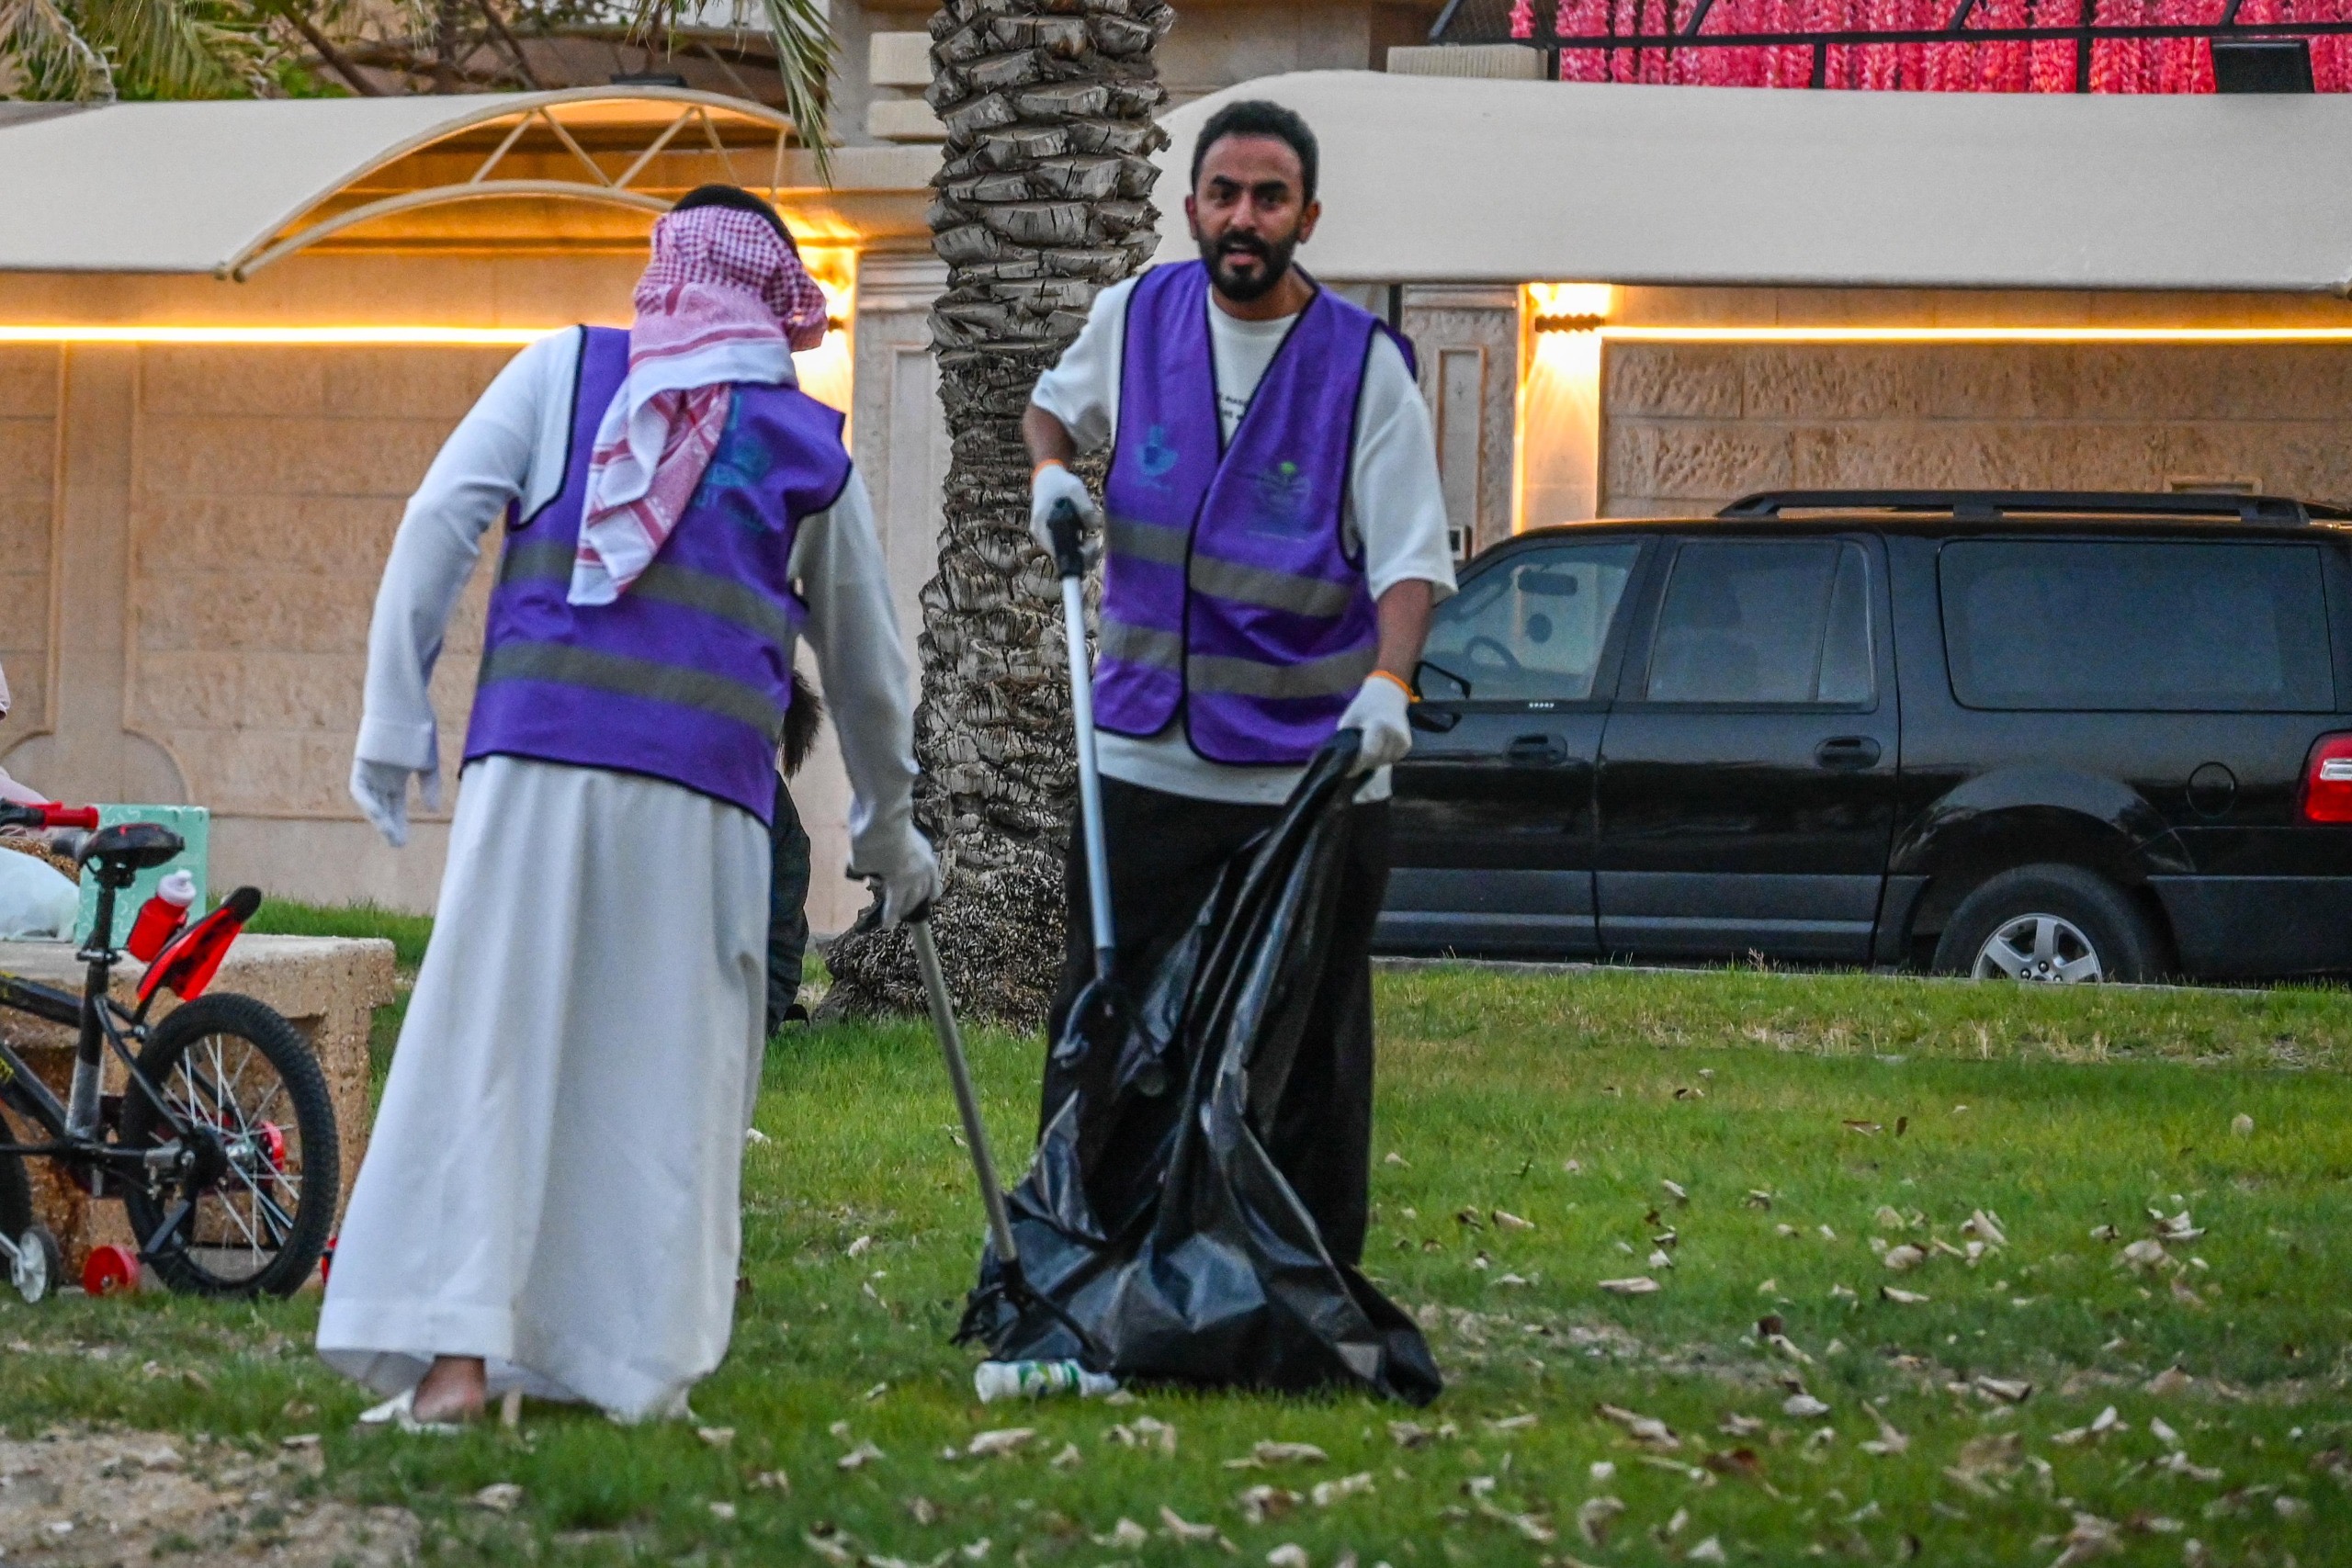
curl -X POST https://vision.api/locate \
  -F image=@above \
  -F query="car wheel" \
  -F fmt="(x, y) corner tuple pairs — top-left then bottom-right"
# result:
(1932, 864), (2165, 985)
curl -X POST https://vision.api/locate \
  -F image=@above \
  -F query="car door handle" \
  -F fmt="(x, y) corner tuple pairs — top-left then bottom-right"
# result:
(1815, 735), (1882, 771)
(1506, 733), (1570, 767)
(1408, 704), (1461, 734)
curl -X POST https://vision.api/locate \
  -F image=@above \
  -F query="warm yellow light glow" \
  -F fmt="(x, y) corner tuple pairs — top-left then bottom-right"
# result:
(792, 247), (856, 416)
(0, 324), (560, 345)
(1599, 324), (2352, 344)
(1517, 285), (1608, 531)
(1529, 282), (1615, 323)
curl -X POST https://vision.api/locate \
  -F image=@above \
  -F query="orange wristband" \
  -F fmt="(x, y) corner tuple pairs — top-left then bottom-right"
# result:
(1368, 669), (1417, 701)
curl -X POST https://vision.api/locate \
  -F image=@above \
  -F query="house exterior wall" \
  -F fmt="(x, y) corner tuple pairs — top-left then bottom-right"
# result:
(1601, 339), (2352, 515)
(1589, 289), (2352, 516)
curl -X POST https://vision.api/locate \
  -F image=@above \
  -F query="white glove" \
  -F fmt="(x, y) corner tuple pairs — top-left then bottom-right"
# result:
(1029, 461), (1102, 569)
(861, 829), (943, 928)
(350, 758), (415, 848)
(1336, 673), (1413, 775)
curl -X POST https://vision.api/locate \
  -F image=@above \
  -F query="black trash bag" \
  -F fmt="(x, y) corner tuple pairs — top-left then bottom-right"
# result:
(956, 732), (1442, 1405)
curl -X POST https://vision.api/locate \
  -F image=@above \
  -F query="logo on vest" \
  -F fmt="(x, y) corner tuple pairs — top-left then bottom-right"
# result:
(1136, 424), (1180, 489)
(1246, 459), (1314, 536)
(698, 400), (783, 530)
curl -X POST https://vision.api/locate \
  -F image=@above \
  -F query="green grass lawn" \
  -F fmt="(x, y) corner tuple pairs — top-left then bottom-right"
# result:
(6, 942), (2351, 1566)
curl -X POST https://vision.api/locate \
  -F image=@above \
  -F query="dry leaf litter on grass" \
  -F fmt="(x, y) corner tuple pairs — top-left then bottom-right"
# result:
(0, 1431), (418, 1568)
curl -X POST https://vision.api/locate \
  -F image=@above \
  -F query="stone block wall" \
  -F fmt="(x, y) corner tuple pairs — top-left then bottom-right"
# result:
(0, 350), (54, 744)
(1601, 342), (2352, 515)
(130, 345), (511, 829)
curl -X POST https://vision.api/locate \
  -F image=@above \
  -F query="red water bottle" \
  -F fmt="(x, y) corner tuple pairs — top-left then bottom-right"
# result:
(126, 869), (196, 961)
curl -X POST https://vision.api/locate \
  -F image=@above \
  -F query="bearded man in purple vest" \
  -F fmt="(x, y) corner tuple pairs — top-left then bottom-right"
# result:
(1021, 101), (1456, 1266)
(317, 186), (938, 1425)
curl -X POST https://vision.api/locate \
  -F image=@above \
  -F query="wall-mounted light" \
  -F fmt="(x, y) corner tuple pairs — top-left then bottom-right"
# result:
(1529, 282), (1614, 334)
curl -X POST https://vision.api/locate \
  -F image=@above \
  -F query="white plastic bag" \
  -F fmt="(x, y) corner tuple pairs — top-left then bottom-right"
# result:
(0, 846), (79, 939)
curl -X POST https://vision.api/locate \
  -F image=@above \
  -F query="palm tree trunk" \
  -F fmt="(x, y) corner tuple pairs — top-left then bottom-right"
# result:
(821, 0), (1170, 1026)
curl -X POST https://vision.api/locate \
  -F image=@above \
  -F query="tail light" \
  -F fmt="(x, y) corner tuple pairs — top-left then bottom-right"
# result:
(138, 886), (262, 1007)
(2301, 733), (2352, 822)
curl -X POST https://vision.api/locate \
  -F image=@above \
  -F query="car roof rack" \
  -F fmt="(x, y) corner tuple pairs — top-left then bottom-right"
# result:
(1717, 490), (2352, 525)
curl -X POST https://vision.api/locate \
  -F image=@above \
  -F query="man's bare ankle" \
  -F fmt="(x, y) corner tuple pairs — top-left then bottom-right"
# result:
(412, 1355), (487, 1421)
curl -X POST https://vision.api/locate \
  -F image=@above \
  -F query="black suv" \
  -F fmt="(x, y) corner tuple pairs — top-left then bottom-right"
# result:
(1378, 491), (2352, 983)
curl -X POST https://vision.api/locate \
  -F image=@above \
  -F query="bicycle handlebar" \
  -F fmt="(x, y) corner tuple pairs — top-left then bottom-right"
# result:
(0, 803), (100, 831)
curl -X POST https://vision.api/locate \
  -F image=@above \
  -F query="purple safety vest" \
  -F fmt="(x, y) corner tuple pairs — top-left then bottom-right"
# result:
(462, 326), (852, 823)
(1094, 261), (1399, 766)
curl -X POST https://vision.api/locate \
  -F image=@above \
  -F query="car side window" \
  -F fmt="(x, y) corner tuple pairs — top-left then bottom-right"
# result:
(1939, 540), (2335, 712)
(1418, 542), (1642, 703)
(1644, 539), (1874, 705)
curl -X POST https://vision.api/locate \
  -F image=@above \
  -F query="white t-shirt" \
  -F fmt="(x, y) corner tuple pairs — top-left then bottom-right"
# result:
(1030, 275), (1457, 805)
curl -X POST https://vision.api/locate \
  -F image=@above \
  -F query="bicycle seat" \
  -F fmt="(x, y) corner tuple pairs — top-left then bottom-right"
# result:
(83, 822), (185, 874)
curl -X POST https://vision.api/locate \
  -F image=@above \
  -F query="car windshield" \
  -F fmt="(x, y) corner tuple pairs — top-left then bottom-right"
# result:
(1419, 542), (1640, 701)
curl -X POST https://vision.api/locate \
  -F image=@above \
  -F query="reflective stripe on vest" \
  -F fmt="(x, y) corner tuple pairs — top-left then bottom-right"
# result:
(1093, 262), (1389, 765)
(459, 325), (849, 822)
(480, 642), (786, 734)
(497, 539), (802, 650)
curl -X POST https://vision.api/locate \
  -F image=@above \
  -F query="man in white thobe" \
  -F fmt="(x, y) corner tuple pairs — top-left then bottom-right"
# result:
(318, 186), (937, 1423)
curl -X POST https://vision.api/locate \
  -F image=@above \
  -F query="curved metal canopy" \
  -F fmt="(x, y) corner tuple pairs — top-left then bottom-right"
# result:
(1155, 71), (2352, 293)
(0, 87), (800, 278)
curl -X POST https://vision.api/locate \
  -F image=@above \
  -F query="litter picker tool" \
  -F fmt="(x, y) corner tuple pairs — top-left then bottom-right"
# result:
(1046, 500), (1155, 1091)
(910, 914), (1108, 1369)
(910, 917), (1017, 1283)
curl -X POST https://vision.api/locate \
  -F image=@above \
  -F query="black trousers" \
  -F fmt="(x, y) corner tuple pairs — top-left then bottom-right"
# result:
(765, 773), (813, 1037)
(1046, 774), (1391, 1267)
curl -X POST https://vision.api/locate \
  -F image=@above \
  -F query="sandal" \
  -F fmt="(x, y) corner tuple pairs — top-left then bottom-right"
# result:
(356, 1386), (470, 1435)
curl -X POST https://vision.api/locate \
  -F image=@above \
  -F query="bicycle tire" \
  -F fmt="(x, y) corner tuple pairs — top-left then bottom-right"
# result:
(0, 1109), (29, 1240)
(119, 993), (340, 1298)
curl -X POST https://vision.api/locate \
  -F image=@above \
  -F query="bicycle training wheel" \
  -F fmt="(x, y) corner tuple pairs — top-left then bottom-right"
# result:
(119, 993), (339, 1297)
(0, 1114), (62, 1303)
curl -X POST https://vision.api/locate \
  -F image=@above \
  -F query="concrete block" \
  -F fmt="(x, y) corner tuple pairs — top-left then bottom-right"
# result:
(868, 30), (932, 86)
(0, 495), (51, 558)
(1603, 345), (1742, 420)
(0, 419), (54, 495)
(0, 348), (55, 418)
(141, 349), (326, 417)
(2164, 423), (2352, 501)
(133, 496), (401, 580)
(138, 416), (445, 500)
(221, 652), (368, 731)
(1790, 422), (2167, 492)
(322, 349), (516, 419)
(1743, 345), (2043, 422)
(2, 931), (395, 1281)
(1606, 422), (1792, 504)
(866, 97), (945, 142)
(127, 653), (245, 729)
(135, 571), (374, 656)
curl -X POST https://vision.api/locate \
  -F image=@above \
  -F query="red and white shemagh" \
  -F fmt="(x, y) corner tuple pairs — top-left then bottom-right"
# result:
(570, 205), (832, 605)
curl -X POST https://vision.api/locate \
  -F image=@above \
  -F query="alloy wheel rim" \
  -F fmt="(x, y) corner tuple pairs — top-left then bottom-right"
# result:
(1973, 913), (2103, 983)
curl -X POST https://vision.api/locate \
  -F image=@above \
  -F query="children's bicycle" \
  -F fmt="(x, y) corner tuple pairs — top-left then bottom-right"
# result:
(0, 803), (338, 1303)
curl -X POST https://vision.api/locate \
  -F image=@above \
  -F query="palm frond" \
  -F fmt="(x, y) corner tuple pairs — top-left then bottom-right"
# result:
(72, 0), (242, 96)
(752, 0), (833, 184)
(623, 0), (836, 185)
(0, 0), (114, 97)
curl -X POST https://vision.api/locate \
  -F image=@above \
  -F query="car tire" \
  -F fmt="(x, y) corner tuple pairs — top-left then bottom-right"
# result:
(1933, 863), (2165, 985)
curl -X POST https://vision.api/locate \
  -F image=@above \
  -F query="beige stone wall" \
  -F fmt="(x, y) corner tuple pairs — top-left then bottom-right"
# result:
(0, 351), (53, 745)
(1601, 341), (2352, 516)
(133, 346), (516, 906)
